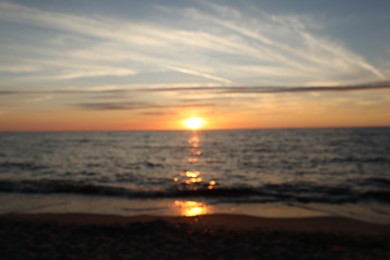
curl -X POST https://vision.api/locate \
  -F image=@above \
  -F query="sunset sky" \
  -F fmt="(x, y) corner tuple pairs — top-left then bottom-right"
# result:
(0, 0), (389, 131)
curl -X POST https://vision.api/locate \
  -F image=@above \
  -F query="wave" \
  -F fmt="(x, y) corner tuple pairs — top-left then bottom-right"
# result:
(0, 161), (48, 171)
(0, 179), (388, 204)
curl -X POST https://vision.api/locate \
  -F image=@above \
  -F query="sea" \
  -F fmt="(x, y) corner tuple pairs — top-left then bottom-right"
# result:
(0, 128), (389, 223)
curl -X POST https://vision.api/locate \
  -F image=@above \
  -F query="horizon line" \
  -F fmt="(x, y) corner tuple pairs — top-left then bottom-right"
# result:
(1, 125), (389, 133)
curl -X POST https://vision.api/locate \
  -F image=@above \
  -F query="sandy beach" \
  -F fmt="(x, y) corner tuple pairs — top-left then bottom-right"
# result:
(1, 213), (389, 259)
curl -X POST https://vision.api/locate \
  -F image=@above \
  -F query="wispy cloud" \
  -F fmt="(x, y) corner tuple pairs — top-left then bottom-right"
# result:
(223, 81), (390, 94)
(78, 101), (216, 111)
(141, 81), (390, 94)
(164, 65), (231, 84)
(1, 80), (389, 97)
(0, 1), (233, 84)
(0, 0), (387, 88)
(0, 89), (127, 95)
(54, 68), (136, 80)
(24, 95), (53, 103)
(183, 1), (386, 81)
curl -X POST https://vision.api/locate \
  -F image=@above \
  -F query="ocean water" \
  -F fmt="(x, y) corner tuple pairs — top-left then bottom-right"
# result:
(0, 128), (389, 223)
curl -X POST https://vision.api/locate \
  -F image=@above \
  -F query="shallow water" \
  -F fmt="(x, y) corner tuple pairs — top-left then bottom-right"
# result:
(0, 128), (389, 223)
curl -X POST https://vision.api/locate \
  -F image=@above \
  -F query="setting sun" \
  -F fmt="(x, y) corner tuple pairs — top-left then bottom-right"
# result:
(183, 117), (205, 130)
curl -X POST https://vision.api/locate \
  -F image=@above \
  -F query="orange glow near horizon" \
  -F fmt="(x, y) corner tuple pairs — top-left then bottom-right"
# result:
(1, 101), (390, 132)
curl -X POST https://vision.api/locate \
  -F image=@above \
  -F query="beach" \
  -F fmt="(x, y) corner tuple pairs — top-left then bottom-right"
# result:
(1, 213), (389, 259)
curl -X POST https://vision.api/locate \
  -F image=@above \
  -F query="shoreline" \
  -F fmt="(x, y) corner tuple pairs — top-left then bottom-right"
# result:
(2, 192), (389, 225)
(1, 213), (389, 258)
(1, 212), (390, 234)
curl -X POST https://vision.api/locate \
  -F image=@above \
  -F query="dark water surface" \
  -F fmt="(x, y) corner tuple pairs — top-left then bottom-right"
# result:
(0, 128), (389, 222)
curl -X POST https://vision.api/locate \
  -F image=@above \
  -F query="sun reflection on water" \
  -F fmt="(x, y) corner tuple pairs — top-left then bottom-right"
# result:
(172, 130), (218, 191)
(174, 200), (210, 216)
(188, 135), (200, 148)
(187, 157), (199, 163)
(191, 150), (202, 156)
(184, 171), (199, 178)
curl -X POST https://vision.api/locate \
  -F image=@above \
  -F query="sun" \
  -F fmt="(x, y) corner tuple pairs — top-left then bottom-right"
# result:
(183, 117), (205, 130)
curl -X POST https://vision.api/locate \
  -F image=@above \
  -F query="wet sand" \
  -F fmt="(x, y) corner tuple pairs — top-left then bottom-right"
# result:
(1, 213), (389, 259)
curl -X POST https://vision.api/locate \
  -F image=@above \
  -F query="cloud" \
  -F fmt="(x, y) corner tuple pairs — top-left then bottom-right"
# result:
(0, 1), (232, 84)
(0, 0), (387, 89)
(224, 81), (390, 94)
(164, 65), (231, 84)
(0, 64), (42, 73)
(78, 101), (216, 111)
(178, 1), (387, 80)
(54, 68), (136, 80)
(24, 95), (53, 103)
(1, 81), (389, 97)
(139, 111), (178, 116)
(141, 80), (390, 94)
(0, 89), (128, 95)
(79, 102), (146, 111)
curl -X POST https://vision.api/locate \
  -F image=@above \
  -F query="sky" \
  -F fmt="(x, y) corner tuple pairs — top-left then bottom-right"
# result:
(0, 0), (389, 131)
